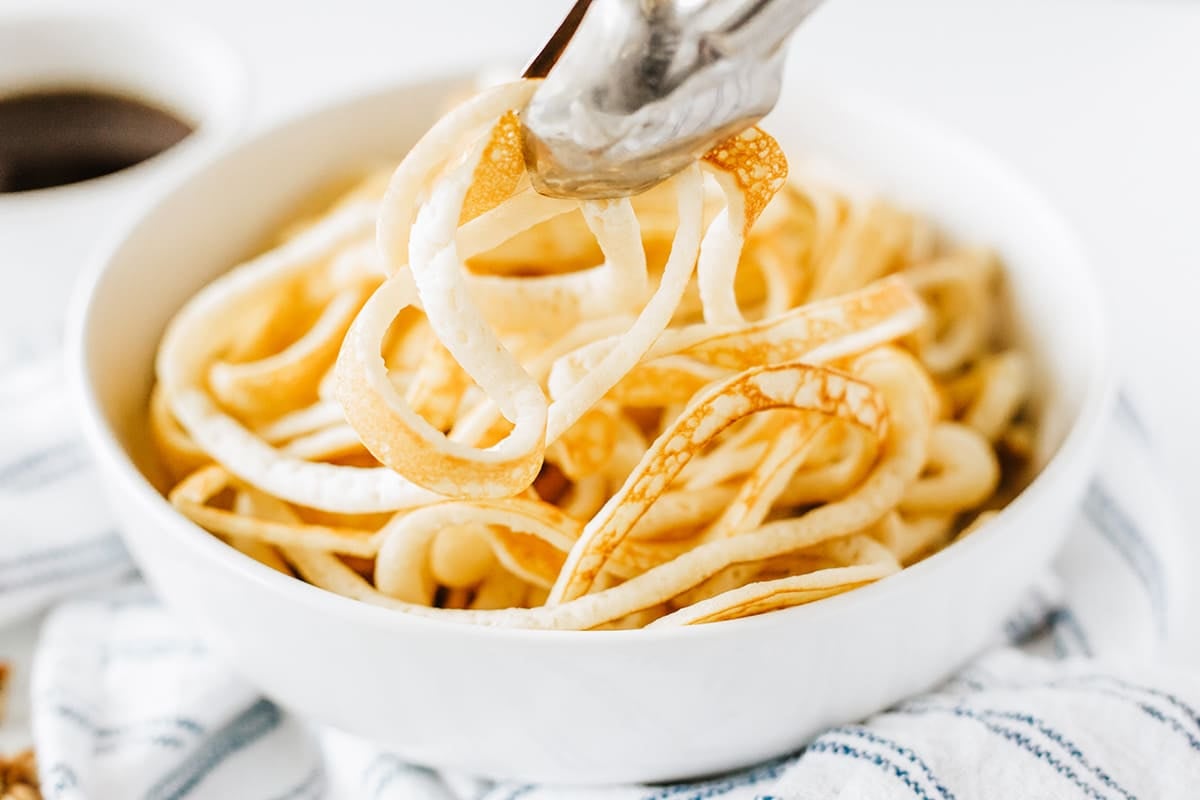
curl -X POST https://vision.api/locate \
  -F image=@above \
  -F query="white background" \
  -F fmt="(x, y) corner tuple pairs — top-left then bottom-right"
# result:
(2, 0), (1197, 662)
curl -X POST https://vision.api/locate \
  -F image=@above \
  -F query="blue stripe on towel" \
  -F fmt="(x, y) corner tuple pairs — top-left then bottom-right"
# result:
(1114, 391), (1153, 443)
(0, 542), (131, 594)
(1023, 585), (1092, 658)
(1047, 606), (1093, 658)
(806, 741), (935, 799)
(498, 786), (534, 800)
(99, 640), (211, 666)
(817, 726), (955, 800)
(93, 734), (187, 754)
(53, 704), (204, 741)
(362, 753), (444, 799)
(42, 762), (78, 800)
(101, 590), (158, 610)
(1083, 482), (1167, 632)
(938, 667), (1200, 752)
(466, 780), (496, 800)
(0, 534), (124, 574)
(1047, 676), (1200, 752)
(893, 705), (1111, 799)
(1003, 607), (1042, 645)
(953, 708), (1130, 800)
(0, 440), (89, 491)
(1075, 686), (1200, 753)
(142, 698), (283, 800)
(267, 765), (326, 800)
(1084, 675), (1200, 735)
(1001, 590), (1091, 658)
(946, 672), (988, 692)
(640, 753), (798, 800)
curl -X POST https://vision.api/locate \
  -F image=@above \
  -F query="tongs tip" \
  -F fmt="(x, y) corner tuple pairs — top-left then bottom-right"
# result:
(522, 0), (595, 79)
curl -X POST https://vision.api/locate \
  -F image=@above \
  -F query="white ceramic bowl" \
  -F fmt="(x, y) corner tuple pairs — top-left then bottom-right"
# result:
(70, 74), (1112, 784)
(0, 13), (246, 342)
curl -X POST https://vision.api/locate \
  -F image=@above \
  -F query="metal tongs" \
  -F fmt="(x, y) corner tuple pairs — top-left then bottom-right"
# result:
(522, 0), (825, 199)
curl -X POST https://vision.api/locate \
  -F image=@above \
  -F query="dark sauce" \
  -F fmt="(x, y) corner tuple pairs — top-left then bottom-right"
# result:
(0, 89), (193, 193)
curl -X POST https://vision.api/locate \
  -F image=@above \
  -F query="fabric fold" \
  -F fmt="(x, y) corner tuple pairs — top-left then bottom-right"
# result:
(6, 324), (1194, 800)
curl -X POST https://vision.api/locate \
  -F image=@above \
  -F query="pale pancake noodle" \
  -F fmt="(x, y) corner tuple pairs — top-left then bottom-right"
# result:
(150, 79), (1033, 630)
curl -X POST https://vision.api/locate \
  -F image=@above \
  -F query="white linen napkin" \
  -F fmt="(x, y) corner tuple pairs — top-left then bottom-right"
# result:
(5, 338), (1197, 798)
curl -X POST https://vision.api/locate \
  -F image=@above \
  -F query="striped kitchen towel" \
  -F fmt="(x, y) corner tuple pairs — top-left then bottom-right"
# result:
(18, 381), (1200, 798)
(0, 345), (133, 628)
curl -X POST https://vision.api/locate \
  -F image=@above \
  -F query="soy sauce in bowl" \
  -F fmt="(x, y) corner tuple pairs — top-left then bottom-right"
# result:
(0, 89), (193, 193)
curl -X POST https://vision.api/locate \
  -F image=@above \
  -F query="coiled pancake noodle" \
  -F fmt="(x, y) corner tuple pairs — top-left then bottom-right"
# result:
(151, 79), (1033, 629)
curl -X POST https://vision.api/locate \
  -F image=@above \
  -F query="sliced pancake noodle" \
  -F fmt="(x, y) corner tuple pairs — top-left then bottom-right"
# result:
(649, 563), (896, 627)
(677, 414), (779, 490)
(741, 185), (818, 317)
(903, 248), (999, 374)
(156, 204), (446, 514)
(255, 400), (345, 445)
(374, 497), (581, 601)
(946, 349), (1032, 442)
(899, 421), (999, 513)
(548, 359), (891, 604)
(150, 76), (1035, 628)
(554, 274), (926, 407)
(288, 347), (933, 629)
(699, 419), (827, 542)
(807, 202), (913, 301)
(339, 97), (705, 496)
(230, 491), (295, 575)
(149, 384), (211, 485)
(695, 127), (789, 325)
(868, 510), (955, 566)
(777, 421), (878, 506)
(209, 284), (368, 421)
(169, 465), (384, 557)
(681, 533), (906, 617)
(548, 405), (620, 481)
(668, 349), (929, 608)
(428, 524), (496, 588)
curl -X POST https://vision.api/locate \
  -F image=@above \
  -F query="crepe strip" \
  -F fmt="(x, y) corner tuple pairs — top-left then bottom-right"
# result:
(149, 77), (1033, 629)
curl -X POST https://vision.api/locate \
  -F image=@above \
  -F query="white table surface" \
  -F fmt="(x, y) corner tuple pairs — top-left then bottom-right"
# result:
(2, 0), (1197, 680)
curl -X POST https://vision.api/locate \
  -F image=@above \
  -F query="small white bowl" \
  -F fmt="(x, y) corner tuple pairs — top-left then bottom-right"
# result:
(0, 13), (246, 343)
(69, 74), (1112, 784)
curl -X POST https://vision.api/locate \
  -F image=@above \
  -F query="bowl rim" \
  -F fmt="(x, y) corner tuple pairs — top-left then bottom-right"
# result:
(67, 74), (1115, 644)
